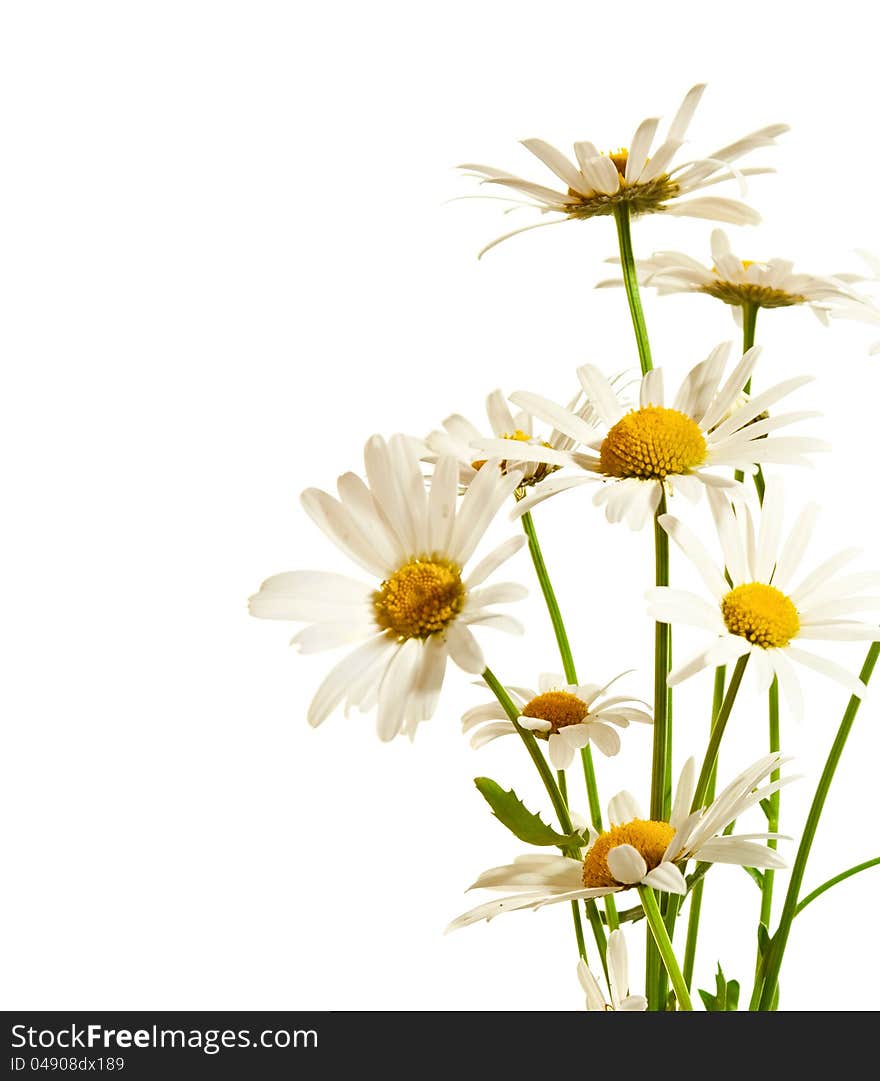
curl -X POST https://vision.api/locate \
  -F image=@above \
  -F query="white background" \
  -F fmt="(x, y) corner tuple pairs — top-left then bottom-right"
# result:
(2, 1), (879, 1011)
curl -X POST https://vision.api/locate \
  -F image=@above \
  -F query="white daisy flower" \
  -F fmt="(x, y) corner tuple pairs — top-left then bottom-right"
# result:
(579, 929), (647, 1012)
(474, 343), (825, 530)
(249, 435), (529, 741)
(602, 229), (880, 327)
(424, 388), (595, 492)
(448, 755), (789, 930)
(648, 479), (880, 718)
(462, 671), (652, 767)
(459, 85), (787, 256)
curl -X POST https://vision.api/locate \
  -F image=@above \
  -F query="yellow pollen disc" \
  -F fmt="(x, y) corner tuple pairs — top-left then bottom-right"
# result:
(582, 820), (676, 889)
(721, 582), (800, 649)
(606, 147), (629, 177)
(522, 690), (589, 733)
(373, 558), (465, 640)
(599, 406), (707, 480)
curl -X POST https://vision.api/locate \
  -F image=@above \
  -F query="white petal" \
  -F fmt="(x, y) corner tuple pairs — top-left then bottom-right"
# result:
(608, 790), (643, 826)
(446, 621), (485, 674)
(465, 534), (526, 588)
(641, 862), (687, 894)
(669, 758), (697, 832)
(548, 734), (575, 769)
(576, 364), (625, 426)
(307, 635), (393, 728)
(607, 845), (648, 885)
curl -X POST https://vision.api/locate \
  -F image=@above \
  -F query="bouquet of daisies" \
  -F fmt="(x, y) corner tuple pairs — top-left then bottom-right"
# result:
(250, 86), (880, 1011)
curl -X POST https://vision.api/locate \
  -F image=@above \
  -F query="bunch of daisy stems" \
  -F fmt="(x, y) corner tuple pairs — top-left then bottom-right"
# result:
(251, 85), (880, 1011)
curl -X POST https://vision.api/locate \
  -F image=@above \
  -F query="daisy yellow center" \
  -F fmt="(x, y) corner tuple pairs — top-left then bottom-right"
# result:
(721, 582), (800, 649)
(582, 820), (676, 889)
(522, 690), (589, 733)
(373, 558), (465, 639)
(607, 147), (629, 177)
(599, 406), (707, 480)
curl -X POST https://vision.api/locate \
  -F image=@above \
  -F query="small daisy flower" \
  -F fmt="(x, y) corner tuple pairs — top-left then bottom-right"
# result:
(448, 755), (789, 930)
(603, 229), (880, 327)
(647, 479), (880, 718)
(474, 343), (825, 529)
(579, 929), (647, 1012)
(462, 671), (652, 767)
(249, 435), (529, 741)
(423, 388), (597, 492)
(460, 85), (787, 257)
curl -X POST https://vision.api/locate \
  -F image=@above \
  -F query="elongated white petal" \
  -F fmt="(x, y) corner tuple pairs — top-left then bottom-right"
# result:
(465, 535), (526, 588)
(577, 364), (626, 426)
(608, 790), (643, 826)
(658, 515), (729, 599)
(307, 635), (393, 728)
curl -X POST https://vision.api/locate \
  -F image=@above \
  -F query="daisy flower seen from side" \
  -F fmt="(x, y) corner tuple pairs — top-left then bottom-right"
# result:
(249, 435), (529, 741)
(473, 343), (825, 529)
(423, 387), (598, 493)
(579, 929), (647, 1012)
(605, 228), (880, 328)
(460, 85), (788, 256)
(447, 755), (789, 930)
(648, 479), (880, 718)
(462, 671), (652, 767)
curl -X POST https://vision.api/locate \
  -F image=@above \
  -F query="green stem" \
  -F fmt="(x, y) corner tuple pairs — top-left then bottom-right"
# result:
(639, 887), (693, 1011)
(795, 857), (880, 916)
(756, 642), (880, 1010)
(520, 511), (603, 832)
(758, 678), (780, 932)
(734, 303), (759, 486)
(690, 655), (749, 812)
(682, 664), (727, 989)
(645, 495), (673, 1007)
(481, 665), (606, 966)
(613, 204), (652, 374)
(650, 495), (671, 819)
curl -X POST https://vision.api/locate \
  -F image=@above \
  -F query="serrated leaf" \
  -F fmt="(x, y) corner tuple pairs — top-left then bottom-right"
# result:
(473, 777), (582, 847)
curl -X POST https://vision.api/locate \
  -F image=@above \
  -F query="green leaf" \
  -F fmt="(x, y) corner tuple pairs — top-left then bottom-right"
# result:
(473, 777), (582, 847)
(759, 797), (774, 821)
(757, 923), (772, 959)
(700, 963), (740, 1011)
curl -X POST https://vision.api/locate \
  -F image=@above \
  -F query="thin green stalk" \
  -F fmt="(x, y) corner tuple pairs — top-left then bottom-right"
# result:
(650, 495), (671, 819)
(613, 204), (652, 374)
(795, 857), (880, 915)
(520, 510), (603, 832)
(758, 678), (780, 931)
(691, 655), (749, 812)
(756, 642), (880, 1010)
(682, 664), (727, 989)
(734, 303), (759, 486)
(645, 495), (671, 1007)
(481, 665), (606, 966)
(639, 887), (693, 1011)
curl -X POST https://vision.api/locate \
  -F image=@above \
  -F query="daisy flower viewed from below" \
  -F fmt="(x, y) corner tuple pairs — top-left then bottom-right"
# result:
(423, 387), (599, 493)
(579, 930), (647, 1012)
(448, 754), (789, 930)
(460, 85), (788, 256)
(612, 228), (880, 327)
(475, 343), (825, 529)
(648, 480), (880, 717)
(249, 435), (529, 741)
(462, 671), (652, 767)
